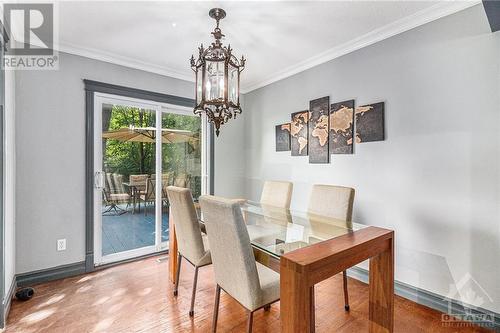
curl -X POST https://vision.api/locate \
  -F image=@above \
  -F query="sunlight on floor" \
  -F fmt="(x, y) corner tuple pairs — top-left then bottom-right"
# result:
(77, 275), (95, 283)
(20, 308), (57, 324)
(138, 287), (152, 296)
(35, 294), (65, 309)
(76, 284), (93, 293)
(92, 317), (115, 333)
(112, 288), (127, 297)
(108, 301), (128, 314)
(92, 296), (110, 306)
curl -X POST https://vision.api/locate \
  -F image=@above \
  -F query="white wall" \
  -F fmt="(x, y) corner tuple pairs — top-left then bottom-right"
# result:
(243, 5), (500, 313)
(15, 52), (245, 274)
(4, 69), (15, 297)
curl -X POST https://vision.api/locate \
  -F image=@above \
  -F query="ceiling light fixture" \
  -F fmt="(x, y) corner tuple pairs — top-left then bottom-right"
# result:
(190, 8), (245, 136)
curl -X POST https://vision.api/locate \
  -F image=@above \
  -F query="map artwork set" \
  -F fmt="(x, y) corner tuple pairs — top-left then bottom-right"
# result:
(275, 97), (384, 164)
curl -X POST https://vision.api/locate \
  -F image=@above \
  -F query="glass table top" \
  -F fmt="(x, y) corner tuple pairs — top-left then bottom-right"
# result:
(200, 200), (367, 258)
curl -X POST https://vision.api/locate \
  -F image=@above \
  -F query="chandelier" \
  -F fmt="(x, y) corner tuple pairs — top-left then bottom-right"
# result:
(190, 8), (246, 136)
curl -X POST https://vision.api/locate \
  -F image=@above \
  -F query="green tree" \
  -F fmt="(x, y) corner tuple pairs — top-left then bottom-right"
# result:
(103, 106), (202, 198)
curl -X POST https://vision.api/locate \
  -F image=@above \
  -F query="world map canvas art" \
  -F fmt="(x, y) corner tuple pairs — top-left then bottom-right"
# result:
(355, 102), (385, 143)
(275, 123), (291, 151)
(309, 96), (330, 163)
(275, 97), (386, 163)
(330, 99), (354, 154)
(291, 110), (309, 156)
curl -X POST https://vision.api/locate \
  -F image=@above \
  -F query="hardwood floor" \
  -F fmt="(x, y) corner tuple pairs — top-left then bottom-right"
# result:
(5, 256), (492, 333)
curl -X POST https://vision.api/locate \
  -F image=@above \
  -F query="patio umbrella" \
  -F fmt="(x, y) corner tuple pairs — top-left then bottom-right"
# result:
(102, 126), (198, 144)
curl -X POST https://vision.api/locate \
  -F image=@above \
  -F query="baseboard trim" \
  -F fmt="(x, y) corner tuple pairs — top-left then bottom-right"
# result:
(347, 266), (500, 331)
(0, 275), (17, 328)
(94, 250), (169, 271)
(16, 261), (86, 287)
(16, 251), (169, 288)
(85, 253), (94, 273)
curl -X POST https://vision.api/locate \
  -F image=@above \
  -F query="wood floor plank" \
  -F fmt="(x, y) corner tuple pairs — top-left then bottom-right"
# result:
(5, 256), (493, 333)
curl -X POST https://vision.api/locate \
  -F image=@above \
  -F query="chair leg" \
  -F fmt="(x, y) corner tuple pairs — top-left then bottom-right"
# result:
(343, 270), (350, 311)
(173, 253), (182, 296)
(246, 311), (254, 333)
(189, 266), (199, 317)
(212, 285), (221, 333)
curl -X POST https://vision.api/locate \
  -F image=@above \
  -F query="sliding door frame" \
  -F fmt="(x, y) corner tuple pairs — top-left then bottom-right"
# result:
(93, 94), (161, 266)
(85, 80), (214, 272)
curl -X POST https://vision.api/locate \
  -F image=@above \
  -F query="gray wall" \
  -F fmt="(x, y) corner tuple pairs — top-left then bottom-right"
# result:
(243, 5), (500, 313)
(15, 52), (245, 273)
(4, 63), (15, 298)
(213, 96), (247, 198)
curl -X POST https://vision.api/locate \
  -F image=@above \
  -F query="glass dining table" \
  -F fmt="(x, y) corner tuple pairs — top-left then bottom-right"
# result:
(225, 201), (367, 258)
(168, 200), (394, 333)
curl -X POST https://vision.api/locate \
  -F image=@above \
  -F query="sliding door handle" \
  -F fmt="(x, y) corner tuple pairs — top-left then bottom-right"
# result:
(94, 171), (104, 189)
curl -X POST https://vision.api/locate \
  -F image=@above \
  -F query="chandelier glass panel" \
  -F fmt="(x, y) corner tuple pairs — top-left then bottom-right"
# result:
(191, 8), (245, 136)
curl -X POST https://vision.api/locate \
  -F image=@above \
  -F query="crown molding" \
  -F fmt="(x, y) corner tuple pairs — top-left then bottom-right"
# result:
(50, 1), (478, 94)
(56, 41), (195, 83)
(241, 0), (481, 93)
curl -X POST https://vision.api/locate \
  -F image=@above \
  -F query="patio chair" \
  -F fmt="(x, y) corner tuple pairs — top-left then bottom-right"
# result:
(174, 173), (191, 188)
(102, 173), (130, 216)
(129, 174), (148, 212)
(151, 173), (170, 208)
(139, 178), (156, 216)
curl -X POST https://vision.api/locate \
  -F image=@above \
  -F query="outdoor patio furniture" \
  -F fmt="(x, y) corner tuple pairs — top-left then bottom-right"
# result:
(139, 178), (156, 216)
(129, 174), (148, 193)
(128, 174), (149, 213)
(103, 173), (131, 216)
(151, 173), (170, 208)
(174, 173), (190, 188)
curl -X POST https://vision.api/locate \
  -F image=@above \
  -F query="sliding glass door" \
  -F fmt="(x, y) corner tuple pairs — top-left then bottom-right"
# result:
(159, 108), (204, 246)
(93, 94), (208, 265)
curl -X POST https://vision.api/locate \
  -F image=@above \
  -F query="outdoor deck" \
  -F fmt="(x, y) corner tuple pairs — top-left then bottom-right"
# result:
(102, 205), (169, 256)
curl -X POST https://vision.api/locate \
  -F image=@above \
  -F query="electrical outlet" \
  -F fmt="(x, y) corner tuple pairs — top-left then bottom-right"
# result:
(57, 239), (66, 251)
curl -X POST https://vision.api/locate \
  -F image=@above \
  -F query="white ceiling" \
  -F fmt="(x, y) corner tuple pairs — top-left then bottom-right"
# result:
(56, 1), (478, 92)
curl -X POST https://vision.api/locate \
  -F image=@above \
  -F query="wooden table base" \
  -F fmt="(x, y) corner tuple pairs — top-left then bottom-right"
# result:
(280, 227), (394, 333)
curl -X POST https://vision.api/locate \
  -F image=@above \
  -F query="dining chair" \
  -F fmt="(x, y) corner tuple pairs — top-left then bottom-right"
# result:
(166, 186), (212, 317)
(199, 195), (280, 333)
(260, 180), (293, 209)
(308, 184), (355, 311)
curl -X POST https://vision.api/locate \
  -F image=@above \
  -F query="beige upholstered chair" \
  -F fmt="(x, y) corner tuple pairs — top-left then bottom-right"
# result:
(166, 186), (211, 317)
(260, 180), (293, 209)
(308, 184), (355, 311)
(199, 195), (280, 333)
